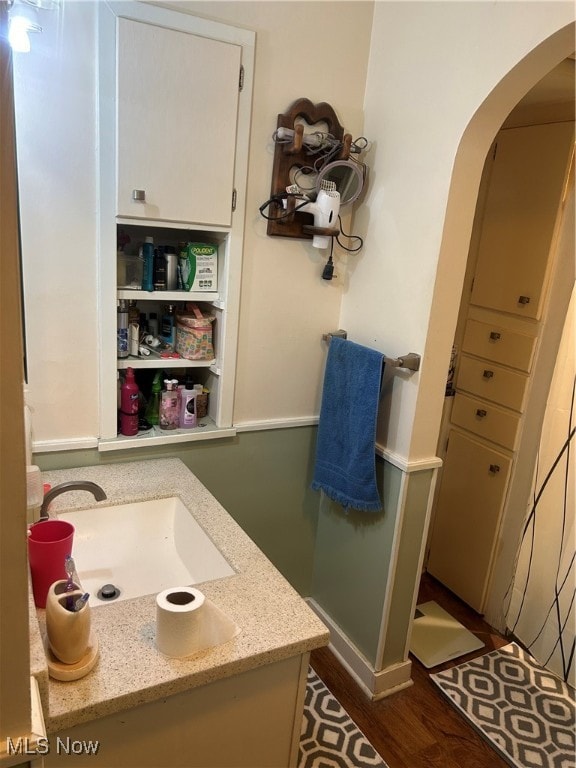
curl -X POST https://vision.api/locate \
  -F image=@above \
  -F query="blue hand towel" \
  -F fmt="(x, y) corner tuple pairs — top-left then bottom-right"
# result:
(311, 337), (384, 511)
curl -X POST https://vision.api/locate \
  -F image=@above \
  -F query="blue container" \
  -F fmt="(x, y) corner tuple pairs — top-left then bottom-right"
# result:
(142, 237), (155, 292)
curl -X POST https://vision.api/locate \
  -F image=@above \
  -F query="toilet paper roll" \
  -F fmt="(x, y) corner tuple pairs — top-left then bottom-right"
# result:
(156, 587), (206, 658)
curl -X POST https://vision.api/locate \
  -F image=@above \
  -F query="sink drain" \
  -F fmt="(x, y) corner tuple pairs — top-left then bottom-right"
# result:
(97, 583), (121, 601)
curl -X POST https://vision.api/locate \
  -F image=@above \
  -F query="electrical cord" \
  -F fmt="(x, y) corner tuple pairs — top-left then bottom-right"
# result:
(336, 215), (363, 253)
(258, 193), (311, 221)
(322, 237), (335, 280)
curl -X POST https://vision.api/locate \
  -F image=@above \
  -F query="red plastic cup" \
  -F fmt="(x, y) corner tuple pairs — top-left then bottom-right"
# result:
(28, 520), (75, 608)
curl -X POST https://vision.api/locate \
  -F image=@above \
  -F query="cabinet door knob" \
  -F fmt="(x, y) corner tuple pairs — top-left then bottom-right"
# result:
(476, 408), (487, 418)
(489, 331), (501, 341)
(518, 295), (531, 305)
(132, 189), (146, 202)
(489, 464), (500, 474)
(483, 370), (494, 379)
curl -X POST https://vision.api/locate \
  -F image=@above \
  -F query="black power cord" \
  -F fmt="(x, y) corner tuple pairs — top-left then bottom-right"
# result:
(322, 239), (335, 280)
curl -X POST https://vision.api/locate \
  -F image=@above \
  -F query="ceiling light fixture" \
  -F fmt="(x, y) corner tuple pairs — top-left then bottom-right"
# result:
(7, 0), (57, 53)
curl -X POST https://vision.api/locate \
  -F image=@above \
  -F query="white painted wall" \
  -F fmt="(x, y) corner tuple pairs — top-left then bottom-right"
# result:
(162, 0), (375, 427)
(14, 1), (575, 466)
(344, 1), (575, 462)
(14, 1), (99, 445)
(13, 0), (374, 445)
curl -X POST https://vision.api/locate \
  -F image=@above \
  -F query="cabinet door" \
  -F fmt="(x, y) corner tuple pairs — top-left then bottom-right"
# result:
(117, 18), (241, 226)
(470, 122), (574, 319)
(427, 430), (512, 613)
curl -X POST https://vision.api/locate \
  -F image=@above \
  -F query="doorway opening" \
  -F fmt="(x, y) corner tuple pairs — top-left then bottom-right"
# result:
(421, 34), (575, 648)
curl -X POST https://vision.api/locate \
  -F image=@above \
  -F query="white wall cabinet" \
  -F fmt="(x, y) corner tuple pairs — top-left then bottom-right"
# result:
(117, 17), (241, 227)
(427, 121), (574, 613)
(470, 122), (574, 320)
(98, 2), (254, 451)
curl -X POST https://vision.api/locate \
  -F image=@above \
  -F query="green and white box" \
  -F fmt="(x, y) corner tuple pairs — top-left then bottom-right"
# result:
(180, 243), (218, 292)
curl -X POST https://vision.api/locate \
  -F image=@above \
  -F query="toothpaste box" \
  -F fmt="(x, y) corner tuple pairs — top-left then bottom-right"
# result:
(179, 243), (218, 292)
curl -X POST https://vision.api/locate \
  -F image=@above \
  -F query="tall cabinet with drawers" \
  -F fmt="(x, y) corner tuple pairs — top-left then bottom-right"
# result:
(427, 121), (574, 613)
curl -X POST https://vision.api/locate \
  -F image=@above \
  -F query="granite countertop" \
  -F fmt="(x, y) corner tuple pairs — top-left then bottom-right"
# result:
(30, 458), (329, 733)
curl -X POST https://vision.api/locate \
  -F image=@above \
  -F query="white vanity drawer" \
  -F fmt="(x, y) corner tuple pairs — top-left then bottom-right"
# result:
(461, 319), (536, 372)
(451, 393), (521, 451)
(456, 354), (528, 413)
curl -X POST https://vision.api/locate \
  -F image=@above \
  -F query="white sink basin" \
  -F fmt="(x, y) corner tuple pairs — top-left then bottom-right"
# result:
(57, 496), (235, 606)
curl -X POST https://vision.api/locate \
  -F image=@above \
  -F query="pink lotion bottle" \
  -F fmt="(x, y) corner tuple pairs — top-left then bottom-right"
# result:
(159, 379), (180, 430)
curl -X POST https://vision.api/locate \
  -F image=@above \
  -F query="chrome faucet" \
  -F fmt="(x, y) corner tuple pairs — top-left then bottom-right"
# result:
(40, 481), (107, 520)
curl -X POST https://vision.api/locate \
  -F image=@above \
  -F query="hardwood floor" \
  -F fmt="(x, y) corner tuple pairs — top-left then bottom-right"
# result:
(310, 573), (511, 768)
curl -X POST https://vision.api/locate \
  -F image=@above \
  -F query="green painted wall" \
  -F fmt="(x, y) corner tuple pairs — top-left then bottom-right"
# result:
(381, 468), (434, 669)
(310, 458), (403, 666)
(310, 462), (435, 671)
(34, 427), (320, 596)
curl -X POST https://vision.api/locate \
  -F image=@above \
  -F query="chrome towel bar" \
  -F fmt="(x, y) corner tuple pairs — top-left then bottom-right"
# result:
(322, 330), (421, 372)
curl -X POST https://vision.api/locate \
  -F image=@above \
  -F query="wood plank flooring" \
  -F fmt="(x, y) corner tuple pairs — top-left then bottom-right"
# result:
(310, 573), (511, 768)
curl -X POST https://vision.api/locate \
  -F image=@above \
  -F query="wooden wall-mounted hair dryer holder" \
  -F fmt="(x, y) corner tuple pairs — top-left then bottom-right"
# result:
(266, 98), (352, 241)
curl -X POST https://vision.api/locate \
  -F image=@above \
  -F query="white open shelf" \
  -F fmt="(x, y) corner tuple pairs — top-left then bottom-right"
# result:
(98, 417), (236, 452)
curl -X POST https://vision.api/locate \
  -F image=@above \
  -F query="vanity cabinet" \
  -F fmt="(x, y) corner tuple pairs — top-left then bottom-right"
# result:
(97, 3), (254, 450)
(427, 120), (574, 613)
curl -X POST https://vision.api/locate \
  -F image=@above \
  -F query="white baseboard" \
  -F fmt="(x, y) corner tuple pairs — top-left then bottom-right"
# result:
(306, 598), (413, 701)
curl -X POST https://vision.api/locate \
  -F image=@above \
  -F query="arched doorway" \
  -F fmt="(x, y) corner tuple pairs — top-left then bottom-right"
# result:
(424, 26), (575, 636)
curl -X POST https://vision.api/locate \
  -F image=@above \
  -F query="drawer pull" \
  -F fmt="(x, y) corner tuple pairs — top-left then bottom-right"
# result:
(132, 189), (146, 202)
(483, 370), (494, 379)
(476, 409), (487, 418)
(518, 295), (531, 305)
(489, 464), (500, 474)
(489, 331), (501, 341)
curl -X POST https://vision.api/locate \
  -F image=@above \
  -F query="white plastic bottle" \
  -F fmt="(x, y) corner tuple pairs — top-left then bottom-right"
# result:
(180, 378), (197, 429)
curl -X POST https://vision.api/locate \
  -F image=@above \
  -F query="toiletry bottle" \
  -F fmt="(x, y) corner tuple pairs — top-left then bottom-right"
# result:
(180, 377), (197, 429)
(120, 367), (139, 436)
(145, 371), (162, 425)
(160, 304), (176, 350)
(159, 379), (180, 430)
(154, 246), (167, 291)
(177, 242), (187, 289)
(128, 301), (140, 356)
(164, 246), (178, 291)
(148, 312), (159, 337)
(128, 300), (139, 324)
(117, 299), (129, 358)
(193, 383), (206, 418)
(142, 236), (155, 292)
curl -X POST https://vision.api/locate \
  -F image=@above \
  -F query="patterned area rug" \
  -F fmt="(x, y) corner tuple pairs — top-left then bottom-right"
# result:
(299, 668), (388, 768)
(431, 642), (576, 768)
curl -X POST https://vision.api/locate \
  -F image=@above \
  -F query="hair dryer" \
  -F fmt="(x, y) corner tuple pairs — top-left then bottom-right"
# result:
(287, 180), (341, 249)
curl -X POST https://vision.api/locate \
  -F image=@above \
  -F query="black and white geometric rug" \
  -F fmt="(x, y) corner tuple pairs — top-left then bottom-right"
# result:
(431, 642), (575, 768)
(299, 668), (388, 768)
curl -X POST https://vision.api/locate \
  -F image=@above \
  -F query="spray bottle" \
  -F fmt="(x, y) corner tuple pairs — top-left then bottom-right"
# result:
(120, 367), (139, 436)
(117, 299), (129, 358)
